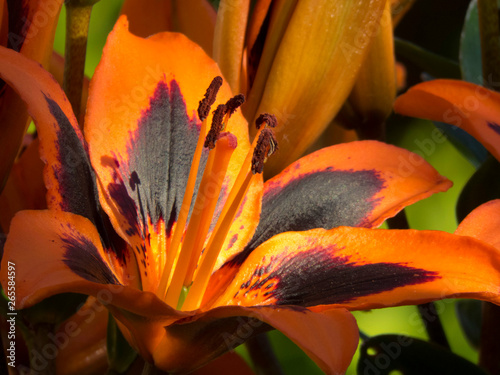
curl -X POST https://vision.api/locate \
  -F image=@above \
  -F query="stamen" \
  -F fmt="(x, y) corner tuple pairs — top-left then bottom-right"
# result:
(165, 133), (237, 307)
(251, 128), (278, 174)
(198, 76), (223, 121)
(225, 94), (245, 116)
(204, 104), (227, 150)
(181, 171), (256, 311)
(255, 113), (278, 129)
(181, 117), (279, 311)
(157, 77), (223, 299)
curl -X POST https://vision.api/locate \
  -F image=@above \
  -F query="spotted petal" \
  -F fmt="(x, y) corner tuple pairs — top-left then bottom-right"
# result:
(210, 227), (500, 310)
(394, 79), (500, 161)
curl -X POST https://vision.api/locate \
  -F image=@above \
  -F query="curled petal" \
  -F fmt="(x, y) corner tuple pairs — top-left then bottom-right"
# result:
(147, 305), (357, 374)
(0, 46), (101, 225)
(455, 199), (500, 249)
(0, 0), (63, 188)
(394, 79), (500, 161)
(0, 210), (142, 308)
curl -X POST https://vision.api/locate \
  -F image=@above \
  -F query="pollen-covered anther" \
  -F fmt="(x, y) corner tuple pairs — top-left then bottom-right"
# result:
(204, 104), (227, 149)
(255, 113), (278, 129)
(252, 128), (278, 174)
(197, 76), (223, 121)
(225, 94), (245, 117)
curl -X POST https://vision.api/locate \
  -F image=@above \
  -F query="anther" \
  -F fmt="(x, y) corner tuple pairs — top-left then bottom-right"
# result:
(197, 76), (223, 121)
(225, 94), (245, 116)
(251, 128), (278, 174)
(204, 104), (227, 149)
(255, 113), (278, 129)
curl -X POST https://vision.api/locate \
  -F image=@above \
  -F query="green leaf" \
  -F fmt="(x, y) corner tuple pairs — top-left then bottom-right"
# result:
(357, 334), (487, 375)
(455, 300), (482, 350)
(107, 313), (137, 374)
(394, 38), (461, 79)
(460, 0), (483, 84)
(460, 0), (500, 84)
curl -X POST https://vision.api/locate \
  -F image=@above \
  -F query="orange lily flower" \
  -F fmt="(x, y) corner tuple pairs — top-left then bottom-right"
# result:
(3, 17), (500, 374)
(394, 79), (500, 161)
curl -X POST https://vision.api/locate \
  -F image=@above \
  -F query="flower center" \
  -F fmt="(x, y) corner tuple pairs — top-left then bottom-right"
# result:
(156, 78), (277, 311)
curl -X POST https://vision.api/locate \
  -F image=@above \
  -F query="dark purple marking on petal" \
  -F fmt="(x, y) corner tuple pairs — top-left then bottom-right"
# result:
(46, 96), (97, 219)
(62, 231), (120, 285)
(103, 80), (208, 240)
(232, 169), (384, 265)
(487, 121), (500, 135)
(238, 246), (438, 307)
(227, 234), (238, 250)
(46, 97), (129, 265)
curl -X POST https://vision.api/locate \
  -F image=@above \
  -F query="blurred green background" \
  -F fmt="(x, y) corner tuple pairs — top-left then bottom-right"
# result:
(52, 1), (479, 374)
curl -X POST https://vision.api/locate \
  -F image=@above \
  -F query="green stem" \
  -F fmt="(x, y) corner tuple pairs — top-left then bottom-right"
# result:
(63, 1), (95, 123)
(245, 333), (285, 375)
(477, 0), (500, 90)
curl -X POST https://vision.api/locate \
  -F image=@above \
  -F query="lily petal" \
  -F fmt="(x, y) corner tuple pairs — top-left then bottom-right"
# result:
(211, 227), (500, 310)
(147, 305), (357, 375)
(394, 79), (500, 161)
(245, 0), (387, 175)
(0, 46), (102, 224)
(230, 140), (451, 264)
(0, 209), (190, 321)
(0, 139), (46, 231)
(120, 0), (216, 54)
(85, 17), (260, 290)
(1, 210), (122, 308)
(0, 0), (63, 188)
(455, 199), (500, 249)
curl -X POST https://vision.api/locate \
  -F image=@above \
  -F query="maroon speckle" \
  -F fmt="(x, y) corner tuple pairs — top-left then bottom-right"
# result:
(487, 121), (500, 135)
